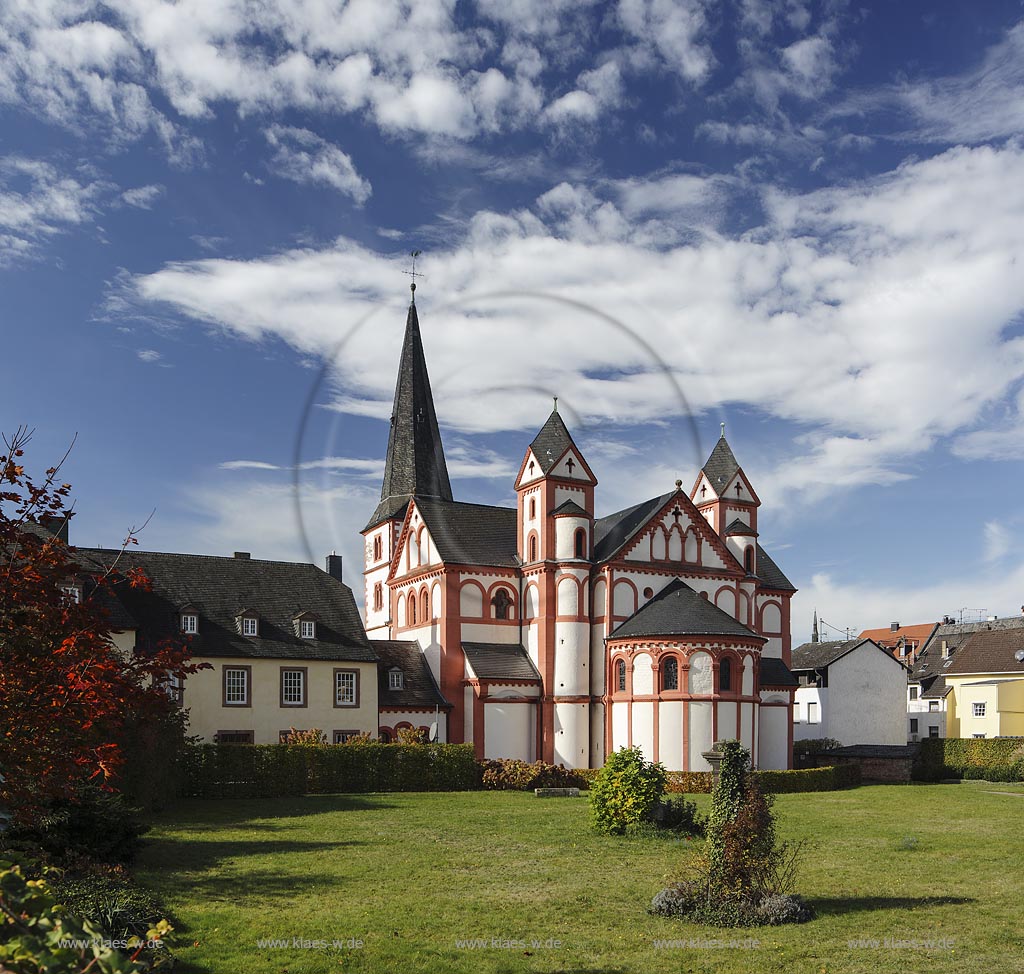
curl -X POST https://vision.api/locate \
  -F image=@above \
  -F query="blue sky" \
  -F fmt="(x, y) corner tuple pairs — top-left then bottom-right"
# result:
(3, 0), (1024, 641)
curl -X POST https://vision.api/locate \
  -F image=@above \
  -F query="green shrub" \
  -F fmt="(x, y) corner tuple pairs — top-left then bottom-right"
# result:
(652, 795), (705, 835)
(182, 742), (479, 798)
(590, 746), (667, 835)
(5, 786), (148, 866)
(479, 759), (588, 791)
(0, 859), (173, 972)
(914, 737), (1024, 782)
(753, 765), (861, 793)
(792, 738), (841, 756)
(51, 877), (169, 943)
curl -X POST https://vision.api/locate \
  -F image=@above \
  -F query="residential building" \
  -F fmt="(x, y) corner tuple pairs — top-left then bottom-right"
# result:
(791, 638), (908, 746)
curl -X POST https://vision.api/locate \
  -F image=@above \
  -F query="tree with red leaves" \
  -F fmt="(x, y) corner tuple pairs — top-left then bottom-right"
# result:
(0, 427), (204, 825)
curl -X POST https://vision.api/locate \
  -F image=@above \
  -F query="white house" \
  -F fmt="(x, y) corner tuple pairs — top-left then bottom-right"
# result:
(791, 637), (908, 746)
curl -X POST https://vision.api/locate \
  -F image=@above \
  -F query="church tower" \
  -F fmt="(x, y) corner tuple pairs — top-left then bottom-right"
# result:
(362, 292), (452, 637)
(691, 425), (761, 574)
(514, 404), (597, 764)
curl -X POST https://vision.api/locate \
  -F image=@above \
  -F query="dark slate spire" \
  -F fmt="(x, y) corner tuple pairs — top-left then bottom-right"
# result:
(702, 426), (741, 492)
(529, 408), (576, 474)
(812, 610), (820, 644)
(366, 300), (452, 528)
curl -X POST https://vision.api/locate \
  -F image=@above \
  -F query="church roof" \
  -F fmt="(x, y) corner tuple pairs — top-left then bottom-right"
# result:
(609, 578), (763, 641)
(551, 499), (589, 517)
(593, 491), (675, 563)
(755, 544), (796, 592)
(373, 640), (451, 709)
(759, 657), (799, 688)
(790, 638), (897, 671)
(462, 643), (541, 682)
(74, 547), (376, 662)
(725, 518), (757, 537)
(702, 433), (741, 491)
(529, 409), (576, 473)
(415, 497), (518, 567)
(366, 301), (453, 529)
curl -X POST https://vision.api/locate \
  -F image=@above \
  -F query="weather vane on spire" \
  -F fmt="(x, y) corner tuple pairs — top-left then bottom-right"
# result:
(404, 249), (424, 303)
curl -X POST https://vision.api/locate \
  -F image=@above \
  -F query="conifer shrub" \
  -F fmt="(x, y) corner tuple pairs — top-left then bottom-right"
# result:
(590, 746), (667, 835)
(651, 740), (812, 926)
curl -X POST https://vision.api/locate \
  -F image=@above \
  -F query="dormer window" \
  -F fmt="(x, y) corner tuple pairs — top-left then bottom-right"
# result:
(60, 583), (81, 604)
(388, 668), (404, 690)
(293, 611), (318, 639)
(181, 613), (198, 634)
(236, 609), (259, 637)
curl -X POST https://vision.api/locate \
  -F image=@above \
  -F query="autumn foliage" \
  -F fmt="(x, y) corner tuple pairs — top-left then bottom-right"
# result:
(0, 427), (203, 824)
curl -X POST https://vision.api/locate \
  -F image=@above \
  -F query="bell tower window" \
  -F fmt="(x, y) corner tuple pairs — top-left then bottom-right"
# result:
(574, 528), (586, 559)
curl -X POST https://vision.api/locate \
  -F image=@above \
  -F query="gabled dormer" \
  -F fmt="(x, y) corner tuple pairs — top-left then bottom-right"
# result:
(691, 425), (760, 536)
(292, 610), (319, 640)
(235, 607), (260, 637)
(515, 405), (597, 563)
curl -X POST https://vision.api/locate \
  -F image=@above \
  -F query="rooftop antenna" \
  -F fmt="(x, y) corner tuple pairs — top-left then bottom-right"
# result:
(404, 249), (424, 303)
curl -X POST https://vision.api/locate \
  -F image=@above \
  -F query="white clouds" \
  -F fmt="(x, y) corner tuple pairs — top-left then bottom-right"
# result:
(0, 156), (106, 264)
(264, 126), (371, 203)
(136, 348), (162, 363)
(984, 520), (1011, 563)
(121, 184), (163, 208)
(118, 141), (1024, 507)
(617, 0), (713, 84)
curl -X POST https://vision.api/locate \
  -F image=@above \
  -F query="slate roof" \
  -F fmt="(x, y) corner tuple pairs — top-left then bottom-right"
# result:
(725, 518), (757, 537)
(755, 544), (796, 592)
(941, 628), (1024, 676)
(759, 657), (799, 688)
(366, 302), (453, 529)
(373, 640), (450, 709)
(529, 409), (576, 474)
(912, 616), (1024, 682)
(920, 675), (951, 699)
(551, 499), (589, 517)
(74, 547), (376, 662)
(702, 434), (741, 492)
(593, 491), (675, 563)
(791, 637), (904, 673)
(462, 643), (541, 682)
(791, 639), (865, 670)
(415, 498), (519, 567)
(609, 578), (763, 641)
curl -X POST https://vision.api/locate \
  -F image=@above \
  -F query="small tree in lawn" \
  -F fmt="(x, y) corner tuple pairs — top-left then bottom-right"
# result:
(651, 740), (812, 925)
(590, 746), (667, 835)
(0, 427), (205, 826)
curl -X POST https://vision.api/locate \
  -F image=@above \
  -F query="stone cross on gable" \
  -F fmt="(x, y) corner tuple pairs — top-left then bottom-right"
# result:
(566, 457), (575, 474)
(672, 507), (683, 523)
(735, 482), (743, 495)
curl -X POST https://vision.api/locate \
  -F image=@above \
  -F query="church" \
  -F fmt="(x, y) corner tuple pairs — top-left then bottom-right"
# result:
(362, 290), (799, 771)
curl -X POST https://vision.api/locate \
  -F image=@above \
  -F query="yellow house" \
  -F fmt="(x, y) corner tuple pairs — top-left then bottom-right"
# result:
(941, 626), (1024, 739)
(77, 547), (379, 744)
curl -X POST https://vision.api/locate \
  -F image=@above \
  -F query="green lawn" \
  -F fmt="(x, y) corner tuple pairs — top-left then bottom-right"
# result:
(135, 782), (1024, 974)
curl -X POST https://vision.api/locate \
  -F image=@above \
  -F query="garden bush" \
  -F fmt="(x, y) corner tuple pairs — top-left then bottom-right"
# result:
(792, 738), (842, 756)
(590, 746), (667, 835)
(479, 759), (589, 791)
(666, 771), (713, 794)
(0, 859), (173, 972)
(754, 765), (861, 792)
(914, 737), (1024, 782)
(51, 876), (169, 944)
(652, 795), (705, 835)
(4, 785), (148, 866)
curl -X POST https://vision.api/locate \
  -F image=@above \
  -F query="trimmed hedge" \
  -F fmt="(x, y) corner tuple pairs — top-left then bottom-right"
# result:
(754, 765), (861, 793)
(914, 737), (1024, 782)
(479, 759), (589, 791)
(666, 766), (860, 794)
(182, 742), (478, 798)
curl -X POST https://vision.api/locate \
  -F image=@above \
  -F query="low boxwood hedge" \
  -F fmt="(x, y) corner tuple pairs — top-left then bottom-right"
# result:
(914, 737), (1024, 782)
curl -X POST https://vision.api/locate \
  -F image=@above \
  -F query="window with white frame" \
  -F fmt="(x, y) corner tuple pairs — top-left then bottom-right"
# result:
(165, 672), (183, 705)
(928, 700), (939, 712)
(388, 668), (404, 690)
(909, 686), (919, 700)
(241, 616), (258, 636)
(281, 669), (306, 706)
(224, 667), (249, 706)
(333, 730), (360, 744)
(181, 613), (198, 634)
(973, 702), (986, 717)
(335, 669), (357, 707)
(301, 619), (316, 639)
(807, 701), (819, 724)
(60, 584), (81, 604)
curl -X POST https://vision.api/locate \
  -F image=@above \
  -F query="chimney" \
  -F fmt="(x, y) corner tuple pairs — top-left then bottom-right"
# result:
(39, 514), (69, 543)
(890, 621), (900, 632)
(326, 553), (343, 581)
(233, 551), (251, 560)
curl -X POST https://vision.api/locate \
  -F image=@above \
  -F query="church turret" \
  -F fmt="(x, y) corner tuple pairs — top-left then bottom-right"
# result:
(363, 292), (452, 636)
(514, 402), (596, 765)
(691, 425), (761, 569)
